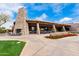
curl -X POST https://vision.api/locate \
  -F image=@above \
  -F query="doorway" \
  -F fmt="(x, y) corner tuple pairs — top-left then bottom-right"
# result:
(16, 29), (21, 34)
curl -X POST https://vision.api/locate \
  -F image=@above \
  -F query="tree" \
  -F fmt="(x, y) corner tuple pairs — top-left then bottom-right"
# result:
(0, 14), (9, 26)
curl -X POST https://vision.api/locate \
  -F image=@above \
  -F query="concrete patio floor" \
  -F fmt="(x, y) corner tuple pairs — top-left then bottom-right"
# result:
(0, 34), (79, 56)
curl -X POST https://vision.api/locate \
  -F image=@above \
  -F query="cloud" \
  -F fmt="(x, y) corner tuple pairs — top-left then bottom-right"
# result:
(51, 4), (62, 13)
(59, 17), (73, 23)
(27, 3), (69, 13)
(0, 10), (13, 19)
(50, 3), (68, 14)
(72, 17), (79, 23)
(72, 4), (79, 15)
(0, 4), (25, 29)
(26, 4), (48, 11)
(69, 4), (79, 23)
(0, 3), (24, 18)
(0, 4), (24, 12)
(34, 13), (48, 21)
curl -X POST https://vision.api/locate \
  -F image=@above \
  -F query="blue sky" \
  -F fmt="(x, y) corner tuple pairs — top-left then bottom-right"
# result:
(0, 3), (79, 28)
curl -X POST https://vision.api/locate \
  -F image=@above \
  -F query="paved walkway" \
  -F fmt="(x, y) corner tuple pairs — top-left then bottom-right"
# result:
(0, 34), (79, 56)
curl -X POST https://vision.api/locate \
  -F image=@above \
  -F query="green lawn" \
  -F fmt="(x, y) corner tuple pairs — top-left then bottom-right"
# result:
(0, 40), (26, 56)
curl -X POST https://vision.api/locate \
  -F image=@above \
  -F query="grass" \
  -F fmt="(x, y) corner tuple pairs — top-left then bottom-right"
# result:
(0, 40), (26, 56)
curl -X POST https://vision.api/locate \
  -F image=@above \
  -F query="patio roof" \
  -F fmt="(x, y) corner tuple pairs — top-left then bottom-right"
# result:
(26, 20), (71, 27)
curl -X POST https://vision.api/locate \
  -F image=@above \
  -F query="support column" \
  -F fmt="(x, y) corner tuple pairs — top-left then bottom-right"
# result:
(37, 23), (40, 34)
(53, 24), (57, 32)
(63, 26), (66, 32)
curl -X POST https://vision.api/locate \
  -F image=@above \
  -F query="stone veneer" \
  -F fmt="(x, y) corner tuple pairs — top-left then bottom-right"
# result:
(13, 8), (29, 35)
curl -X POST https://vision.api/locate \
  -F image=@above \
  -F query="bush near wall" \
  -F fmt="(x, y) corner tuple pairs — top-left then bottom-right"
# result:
(0, 27), (6, 33)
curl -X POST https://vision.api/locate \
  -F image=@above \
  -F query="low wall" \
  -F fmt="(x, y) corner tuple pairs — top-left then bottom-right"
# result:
(50, 32), (69, 36)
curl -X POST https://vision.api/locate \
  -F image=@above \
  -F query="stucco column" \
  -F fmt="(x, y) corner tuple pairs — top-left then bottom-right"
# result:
(53, 24), (57, 32)
(63, 26), (66, 32)
(37, 23), (40, 34)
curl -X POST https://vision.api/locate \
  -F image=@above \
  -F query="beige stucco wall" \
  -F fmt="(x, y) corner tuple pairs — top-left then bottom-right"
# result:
(70, 23), (79, 32)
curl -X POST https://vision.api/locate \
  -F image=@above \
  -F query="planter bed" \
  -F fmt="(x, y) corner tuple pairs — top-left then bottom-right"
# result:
(45, 33), (77, 39)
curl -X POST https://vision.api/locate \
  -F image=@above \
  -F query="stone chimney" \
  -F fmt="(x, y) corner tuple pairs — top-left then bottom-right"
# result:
(13, 8), (29, 35)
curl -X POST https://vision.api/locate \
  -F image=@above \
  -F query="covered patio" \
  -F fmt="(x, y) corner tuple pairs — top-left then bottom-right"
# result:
(27, 20), (71, 34)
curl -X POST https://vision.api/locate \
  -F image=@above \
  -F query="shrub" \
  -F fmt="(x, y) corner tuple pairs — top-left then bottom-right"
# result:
(0, 27), (6, 33)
